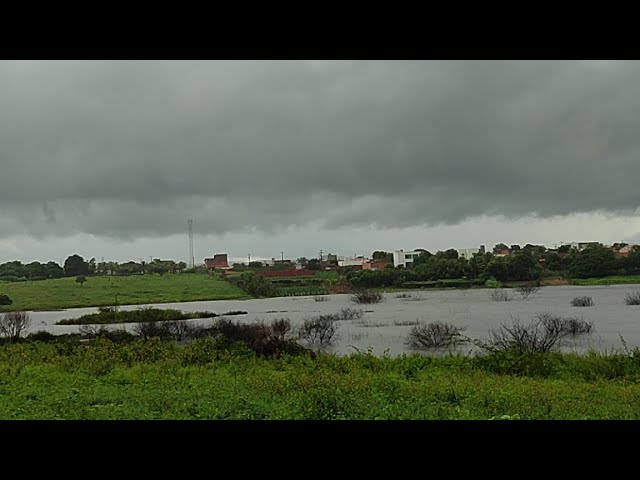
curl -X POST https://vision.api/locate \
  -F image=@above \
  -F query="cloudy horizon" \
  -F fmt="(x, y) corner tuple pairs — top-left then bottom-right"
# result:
(1, 60), (639, 264)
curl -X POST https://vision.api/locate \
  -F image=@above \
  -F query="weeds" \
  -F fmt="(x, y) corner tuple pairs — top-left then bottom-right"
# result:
(517, 284), (540, 300)
(351, 290), (383, 304)
(489, 289), (514, 302)
(571, 296), (594, 307)
(624, 291), (640, 305)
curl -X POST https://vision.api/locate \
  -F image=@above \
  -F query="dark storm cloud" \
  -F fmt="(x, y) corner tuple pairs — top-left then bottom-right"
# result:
(1, 60), (639, 239)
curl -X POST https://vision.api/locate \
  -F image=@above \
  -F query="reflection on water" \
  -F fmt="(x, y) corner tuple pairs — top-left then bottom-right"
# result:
(22, 284), (640, 357)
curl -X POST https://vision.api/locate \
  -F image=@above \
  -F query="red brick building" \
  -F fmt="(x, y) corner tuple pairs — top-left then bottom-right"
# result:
(204, 254), (231, 271)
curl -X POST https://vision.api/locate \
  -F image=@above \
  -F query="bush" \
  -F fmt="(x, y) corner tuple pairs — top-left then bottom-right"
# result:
(209, 317), (305, 357)
(489, 289), (513, 302)
(0, 294), (12, 306)
(560, 316), (594, 335)
(27, 330), (56, 342)
(406, 322), (467, 349)
(0, 311), (31, 342)
(517, 284), (540, 300)
(298, 315), (339, 346)
(337, 307), (364, 320)
(350, 290), (383, 304)
(624, 291), (640, 305)
(477, 313), (593, 355)
(571, 296), (594, 307)
(395, 293), (412, 299)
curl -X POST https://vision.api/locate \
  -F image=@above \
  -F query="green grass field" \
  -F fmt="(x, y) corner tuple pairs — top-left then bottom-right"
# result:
(570, 275), (640, 286)
(0, 274), (250, 312)
(1, 340), (640, 419)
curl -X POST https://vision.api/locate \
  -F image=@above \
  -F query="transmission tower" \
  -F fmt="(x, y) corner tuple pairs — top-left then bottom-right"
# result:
(188, 219), (195, 269)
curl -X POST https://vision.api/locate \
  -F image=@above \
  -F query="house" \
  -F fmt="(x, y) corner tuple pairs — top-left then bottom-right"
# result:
(393, 250), (422, 268)
(204, 253), (231, 271)
(362, 260), (387, 271)
(612, 244), (633, 258)
(456, 245), (486, 259)
(338, 256), (369, 268)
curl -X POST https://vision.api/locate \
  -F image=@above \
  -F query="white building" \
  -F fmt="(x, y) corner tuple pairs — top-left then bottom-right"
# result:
(338, 256), (368, 268)
(456, 248), (481, 260)
(393, 250), (422, 268)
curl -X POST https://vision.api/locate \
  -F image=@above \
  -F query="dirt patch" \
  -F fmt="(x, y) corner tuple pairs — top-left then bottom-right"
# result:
(541, 277), (569, 286)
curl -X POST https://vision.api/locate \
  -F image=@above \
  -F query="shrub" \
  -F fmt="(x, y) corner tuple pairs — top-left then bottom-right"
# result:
(0, 294), (12, 306)
(560, 316), (594, 335)
(477, 313), (593, 355)
(489, 289), (514, 302)
(406, 322), (467, 349)
(395, 293), (412, 299)
(624, 291), (640, 305)
(133, 321), (172, 340)
(350, 290), (383, 304)
(571, 296), (594, 307)
(298, 315), (339, 346)
(27, 330), (56, 342)
(0, 311), (31, 342)
(209, 317), (304, 357)
(313, 296), (329, 302)
(337, 307), (364, 320)
(517, 283), (540, 300)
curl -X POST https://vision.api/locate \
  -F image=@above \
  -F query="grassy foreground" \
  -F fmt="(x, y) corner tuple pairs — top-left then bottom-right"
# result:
(2, 339), (640, 419)
(0, 274), (250, 312)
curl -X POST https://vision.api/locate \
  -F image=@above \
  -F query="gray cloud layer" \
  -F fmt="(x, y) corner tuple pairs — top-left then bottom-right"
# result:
(1, 60), (639, 239)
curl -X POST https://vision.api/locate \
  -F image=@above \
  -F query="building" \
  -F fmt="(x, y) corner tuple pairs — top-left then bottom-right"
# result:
(338, 256), (369, 268)
(612, 244), (633, 258)
(456, 245), (485, 260)
(393, 250), (422, 268)
(204, 253), (231, 271)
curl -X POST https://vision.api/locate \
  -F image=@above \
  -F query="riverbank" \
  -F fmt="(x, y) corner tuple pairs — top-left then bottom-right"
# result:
(1, 340), (639, 419)
(2, 273), (640, 313)
(0, 274), (250, 312)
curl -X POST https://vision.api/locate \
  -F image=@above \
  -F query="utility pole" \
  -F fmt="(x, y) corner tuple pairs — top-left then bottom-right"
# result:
(281, 251), (284, 262)
(248, 253), (251, 265)
(188, 219), (195, 269)
(319, 250), (323, 262)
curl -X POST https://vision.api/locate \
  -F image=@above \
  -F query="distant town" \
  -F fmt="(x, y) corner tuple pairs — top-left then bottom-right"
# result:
(204, 241), (635, 272)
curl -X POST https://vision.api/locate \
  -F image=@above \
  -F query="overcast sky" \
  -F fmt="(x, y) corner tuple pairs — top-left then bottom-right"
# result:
(1, 60), (639, 264)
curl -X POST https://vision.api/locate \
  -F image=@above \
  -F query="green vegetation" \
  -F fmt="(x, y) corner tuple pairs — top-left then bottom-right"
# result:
(55, 307), (247, 325)
(0, 274), (249, 312)
(570, 275), (640, 286)
(2, 338), (640, 419)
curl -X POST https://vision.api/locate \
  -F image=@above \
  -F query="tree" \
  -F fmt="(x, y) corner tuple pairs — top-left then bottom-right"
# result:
(372, 251), (394, 263)
(64, 254), (89, 277)
(569, 245), (616, 278)
(0, 311), (31, 342)
(44, 261), (64, 279)
(493, 243), (509, 253)
(24, 261), (46, 280)
(307, 259), (321, 271)
(76, 275), (87, 287)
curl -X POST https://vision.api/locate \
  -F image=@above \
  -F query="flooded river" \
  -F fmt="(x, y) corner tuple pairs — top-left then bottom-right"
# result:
(22, 284), (640, 356)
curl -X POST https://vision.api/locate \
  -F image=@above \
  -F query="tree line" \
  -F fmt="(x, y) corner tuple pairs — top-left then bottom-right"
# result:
(347, 244), (640, 288)
(0, 254), (189, 282)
